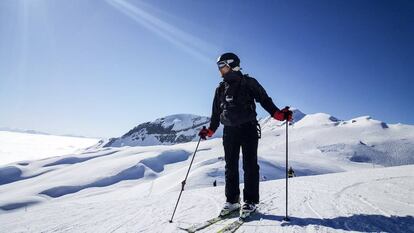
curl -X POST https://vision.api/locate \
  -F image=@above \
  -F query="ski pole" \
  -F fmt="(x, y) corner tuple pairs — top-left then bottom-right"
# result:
(169, 128), (204, 223)
(284, 107), (290, 221)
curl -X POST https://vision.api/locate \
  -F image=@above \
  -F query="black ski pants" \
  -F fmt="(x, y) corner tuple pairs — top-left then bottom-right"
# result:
(223, 121), (260, 204)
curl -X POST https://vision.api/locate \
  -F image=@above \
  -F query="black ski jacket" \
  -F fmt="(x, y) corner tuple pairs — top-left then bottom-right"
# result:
(208, 71), (280, 131)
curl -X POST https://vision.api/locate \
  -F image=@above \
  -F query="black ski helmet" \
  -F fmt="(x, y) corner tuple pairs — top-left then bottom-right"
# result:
(217, 52), (240, 71)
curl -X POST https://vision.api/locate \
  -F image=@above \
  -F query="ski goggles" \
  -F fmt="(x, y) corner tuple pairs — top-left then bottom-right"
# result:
(217, 59), (234, 69)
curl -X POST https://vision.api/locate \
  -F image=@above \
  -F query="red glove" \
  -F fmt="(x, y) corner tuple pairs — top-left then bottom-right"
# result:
(198, 127), (214, 140)
(273, 107), (293, 122)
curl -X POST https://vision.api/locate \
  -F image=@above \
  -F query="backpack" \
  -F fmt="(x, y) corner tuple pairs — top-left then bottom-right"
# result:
(217, 74), (257, 126)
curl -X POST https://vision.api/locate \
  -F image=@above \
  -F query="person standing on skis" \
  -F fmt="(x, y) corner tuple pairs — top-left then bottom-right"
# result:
(199, 52), (293, 217)
(288, 166), (296, 178)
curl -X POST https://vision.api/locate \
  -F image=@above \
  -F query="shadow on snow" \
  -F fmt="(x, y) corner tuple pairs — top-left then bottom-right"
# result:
(250, 213), (414, 233)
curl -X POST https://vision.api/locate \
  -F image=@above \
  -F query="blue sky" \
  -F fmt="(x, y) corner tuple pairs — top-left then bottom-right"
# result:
(0, 0), (413, 138)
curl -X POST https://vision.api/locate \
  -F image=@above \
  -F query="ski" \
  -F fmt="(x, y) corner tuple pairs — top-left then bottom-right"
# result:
(216, 218), (244, 233)
(216, 210), (257, 233)
(178, 211), (239, 233)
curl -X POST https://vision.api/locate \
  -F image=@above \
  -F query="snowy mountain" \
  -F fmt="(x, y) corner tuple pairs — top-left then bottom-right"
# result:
(0, 110), (413, 232)
(101, 109), (414, 169)
(102, 114), (221, 147)
(100, 110), (308, 148)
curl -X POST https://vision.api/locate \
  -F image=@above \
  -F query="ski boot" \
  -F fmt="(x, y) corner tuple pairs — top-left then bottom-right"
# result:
(219, 202), (240, 217)
(240, 202), (257, 219)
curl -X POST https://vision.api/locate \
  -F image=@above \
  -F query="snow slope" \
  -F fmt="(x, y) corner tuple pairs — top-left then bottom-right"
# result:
(0, 131), (99, 166)
(0, 112), (413, 232)
(0, 164), (412, 232)
(1, 113), (413, 207)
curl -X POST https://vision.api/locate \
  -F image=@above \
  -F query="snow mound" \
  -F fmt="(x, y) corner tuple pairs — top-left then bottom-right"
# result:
(39, 164), (147, 198)
(340, 115), (389, 129)
(295, 113), (340, 128)
(318, 140), (414, 166)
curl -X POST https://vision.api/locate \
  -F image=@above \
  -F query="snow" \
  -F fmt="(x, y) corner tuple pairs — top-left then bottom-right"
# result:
(0, 112), (413, 232)
(0, 131), (100, 166)
(158, 114), (207, 131)
(0, 163), (412, 232)
(106, 114), (216, 147)
(294, 113), (339, 128)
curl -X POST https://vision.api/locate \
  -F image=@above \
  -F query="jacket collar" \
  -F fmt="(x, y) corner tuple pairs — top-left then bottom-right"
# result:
(222, 71), (243, 82)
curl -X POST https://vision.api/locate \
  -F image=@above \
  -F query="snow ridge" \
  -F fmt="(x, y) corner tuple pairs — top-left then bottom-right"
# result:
(103, 114), (213, 147)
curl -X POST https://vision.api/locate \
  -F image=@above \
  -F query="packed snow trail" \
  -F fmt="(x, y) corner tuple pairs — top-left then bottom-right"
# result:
(0, 165), (413, 232)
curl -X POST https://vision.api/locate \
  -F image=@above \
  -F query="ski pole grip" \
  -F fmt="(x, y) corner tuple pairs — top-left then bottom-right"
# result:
(284, 106), (290, 120)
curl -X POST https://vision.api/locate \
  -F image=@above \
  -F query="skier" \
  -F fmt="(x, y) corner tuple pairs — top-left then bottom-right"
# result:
(288, 166), (296, 178)
(199, 52), (293, 218)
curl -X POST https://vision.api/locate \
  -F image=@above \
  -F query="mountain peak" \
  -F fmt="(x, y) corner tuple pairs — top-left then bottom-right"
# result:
(103, 114), (211, 147)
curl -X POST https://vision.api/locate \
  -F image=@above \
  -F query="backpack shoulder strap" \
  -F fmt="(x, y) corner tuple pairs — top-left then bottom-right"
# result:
(216, 81), (226, 101)
(219, 81), (225, 88)
(218, 81), (226, 94)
